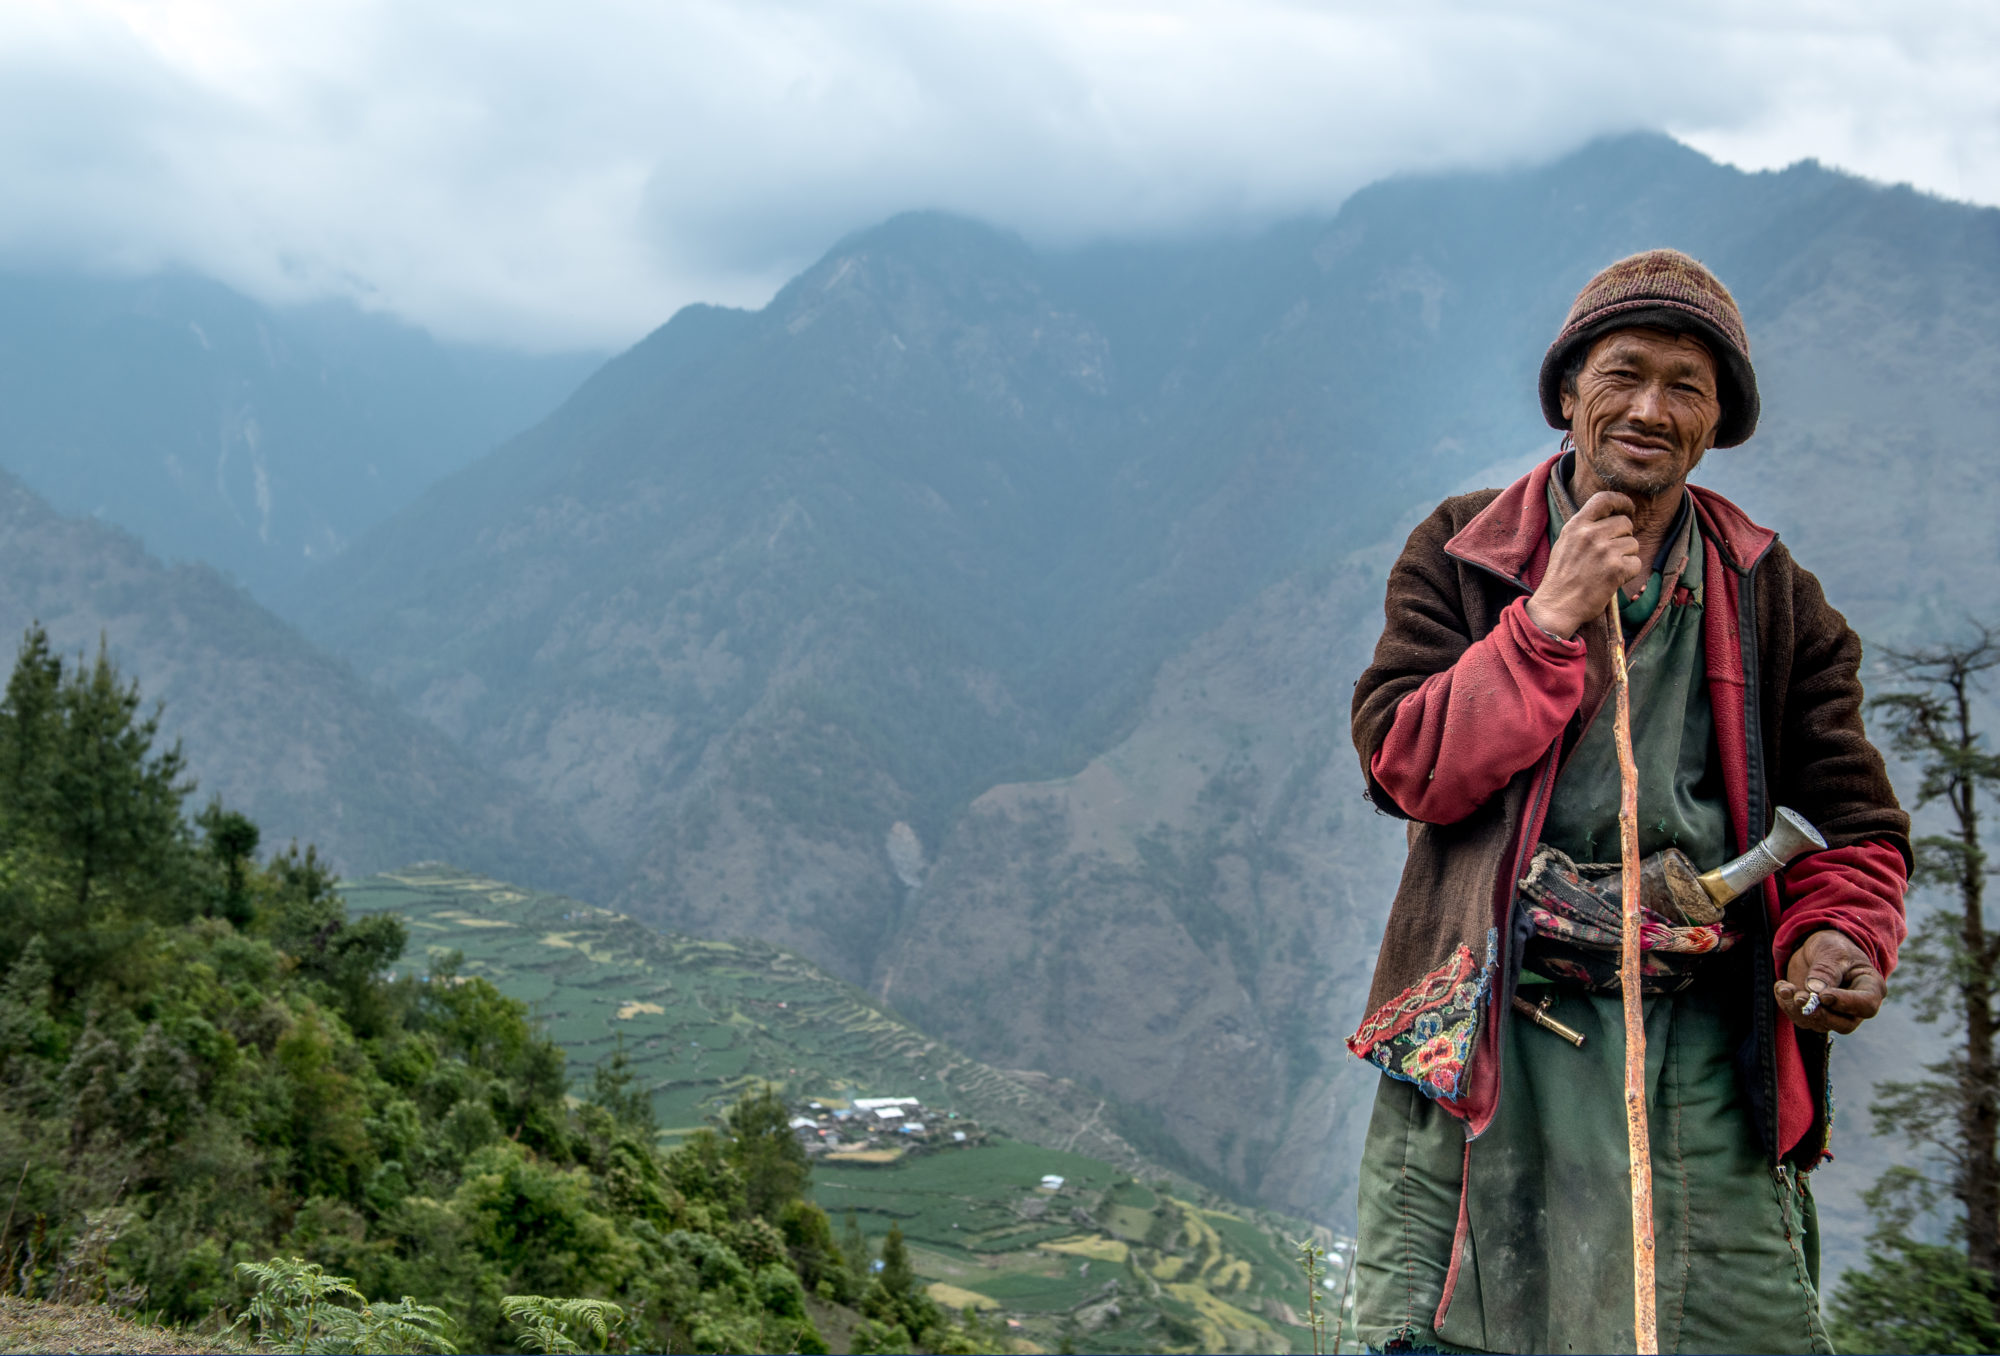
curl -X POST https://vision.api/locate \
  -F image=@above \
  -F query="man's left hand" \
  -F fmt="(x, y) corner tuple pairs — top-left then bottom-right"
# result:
(1774, 928), (1885, 1035)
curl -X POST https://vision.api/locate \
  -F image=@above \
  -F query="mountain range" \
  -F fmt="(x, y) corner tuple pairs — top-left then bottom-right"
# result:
(0, 271), (598, 600)
(2, 132), (1993, 1269)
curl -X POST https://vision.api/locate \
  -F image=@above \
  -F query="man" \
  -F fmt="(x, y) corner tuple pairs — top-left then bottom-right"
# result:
(1346, 250), (1909, 1354)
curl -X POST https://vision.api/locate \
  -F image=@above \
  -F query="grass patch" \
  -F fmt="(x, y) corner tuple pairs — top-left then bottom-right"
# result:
(1042, 1235), (1130, 1265)
(925, 1283), (999, 1312)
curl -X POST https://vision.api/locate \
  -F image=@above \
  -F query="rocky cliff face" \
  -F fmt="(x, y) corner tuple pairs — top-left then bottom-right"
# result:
(879, 559), (1407, 1217)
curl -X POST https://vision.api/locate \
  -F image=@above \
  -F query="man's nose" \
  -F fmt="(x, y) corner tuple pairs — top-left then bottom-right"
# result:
(1628, 381), (1671, 428)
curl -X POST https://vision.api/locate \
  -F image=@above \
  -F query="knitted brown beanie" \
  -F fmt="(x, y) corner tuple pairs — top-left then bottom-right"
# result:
(1538, 249), (1759, 448)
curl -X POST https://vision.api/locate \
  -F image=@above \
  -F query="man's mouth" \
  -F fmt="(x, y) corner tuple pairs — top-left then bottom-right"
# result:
(1606, 432), (1674, 460)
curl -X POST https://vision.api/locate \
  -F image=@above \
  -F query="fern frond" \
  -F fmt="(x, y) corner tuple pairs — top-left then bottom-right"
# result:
(501, 1295), (625, 1354)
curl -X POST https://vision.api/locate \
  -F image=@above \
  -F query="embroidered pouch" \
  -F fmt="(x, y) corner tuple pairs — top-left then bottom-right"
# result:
(1518, 843), (1737, 993)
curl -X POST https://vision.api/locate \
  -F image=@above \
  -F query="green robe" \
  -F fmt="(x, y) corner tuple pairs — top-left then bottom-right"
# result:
(1352, 478), (1829, 1354)
(1355, 987), (1827, 1354)
(1535, 480), (1728, 874)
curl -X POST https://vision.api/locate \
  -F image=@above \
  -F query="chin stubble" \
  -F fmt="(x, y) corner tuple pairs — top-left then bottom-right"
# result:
(1582, 443), (1686, 500)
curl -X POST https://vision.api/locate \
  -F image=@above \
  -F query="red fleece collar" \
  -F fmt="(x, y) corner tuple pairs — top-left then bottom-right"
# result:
(1445, 452), (1778, 585)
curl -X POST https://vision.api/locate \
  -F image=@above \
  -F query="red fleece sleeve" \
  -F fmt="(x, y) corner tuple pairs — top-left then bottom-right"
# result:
(1367, 596), (1588, 824)
(1773, 838), (1909, 978)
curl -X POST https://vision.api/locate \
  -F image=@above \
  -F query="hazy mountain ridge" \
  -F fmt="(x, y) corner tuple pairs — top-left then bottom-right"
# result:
(0, 271), (600, 600)
(191, 134), (2000, 1241)
(0, 468), (609, 895)
(294, 216), (1198, 974)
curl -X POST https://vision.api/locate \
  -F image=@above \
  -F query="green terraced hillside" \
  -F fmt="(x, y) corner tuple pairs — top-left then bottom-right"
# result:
(343, 864), (1349, 1353)
(341, 864), (1154, 1158)
(819, 1144), (1342, 1353)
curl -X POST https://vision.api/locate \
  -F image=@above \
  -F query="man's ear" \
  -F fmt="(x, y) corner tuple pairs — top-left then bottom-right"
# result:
(1560, 388), (1576, 422)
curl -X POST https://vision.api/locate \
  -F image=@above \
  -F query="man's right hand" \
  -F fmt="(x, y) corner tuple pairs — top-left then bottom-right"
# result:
(1526, 491), (1643, 639)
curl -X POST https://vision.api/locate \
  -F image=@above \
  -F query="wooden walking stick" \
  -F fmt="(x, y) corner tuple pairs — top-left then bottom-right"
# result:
(1607, 602), (1659, 1354)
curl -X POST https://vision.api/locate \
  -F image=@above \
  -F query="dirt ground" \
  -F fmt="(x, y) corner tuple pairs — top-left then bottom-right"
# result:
(0, 1296), (241, 1354)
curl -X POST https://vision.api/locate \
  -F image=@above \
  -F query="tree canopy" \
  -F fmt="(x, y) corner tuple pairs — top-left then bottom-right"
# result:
(0, 625), (872, 1352)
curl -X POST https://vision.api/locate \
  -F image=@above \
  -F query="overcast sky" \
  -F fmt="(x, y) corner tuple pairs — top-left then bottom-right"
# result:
(4, 0), (1996, 350)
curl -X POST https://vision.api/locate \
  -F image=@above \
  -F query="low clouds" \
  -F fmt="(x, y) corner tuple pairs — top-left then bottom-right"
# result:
(3, 0), (1995, 349)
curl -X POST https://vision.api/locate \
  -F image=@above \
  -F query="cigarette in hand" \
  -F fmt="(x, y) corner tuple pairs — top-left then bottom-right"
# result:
(1800, 993), (1821, 1017)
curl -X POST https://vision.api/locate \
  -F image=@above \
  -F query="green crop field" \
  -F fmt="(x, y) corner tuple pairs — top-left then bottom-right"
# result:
(816, 1143), (1331, 1352)
(344, 865), (1341, 1353)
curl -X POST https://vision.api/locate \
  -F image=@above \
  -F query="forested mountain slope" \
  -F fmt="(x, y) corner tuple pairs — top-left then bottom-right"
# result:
(287, 132), (2000, 1233)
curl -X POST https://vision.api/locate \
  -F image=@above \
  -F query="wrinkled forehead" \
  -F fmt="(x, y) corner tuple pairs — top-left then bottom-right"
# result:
(1585, 325), (1718, 381)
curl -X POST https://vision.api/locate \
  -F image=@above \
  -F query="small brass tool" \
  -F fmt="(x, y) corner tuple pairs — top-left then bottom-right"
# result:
(1512, 993), (1586, 1048)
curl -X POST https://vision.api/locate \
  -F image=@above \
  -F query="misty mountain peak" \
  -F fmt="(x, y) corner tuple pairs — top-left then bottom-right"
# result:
(756, 212), (1113, 412)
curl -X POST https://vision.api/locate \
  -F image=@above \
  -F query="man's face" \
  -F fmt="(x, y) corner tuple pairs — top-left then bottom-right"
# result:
(1559, 326), (1722, 500)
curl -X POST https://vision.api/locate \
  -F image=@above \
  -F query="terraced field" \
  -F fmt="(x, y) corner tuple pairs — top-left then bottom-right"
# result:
(344, 865), (1344, 1353)
(821, 1147), (1339, 1353)
(344, 865), (1157, 1153)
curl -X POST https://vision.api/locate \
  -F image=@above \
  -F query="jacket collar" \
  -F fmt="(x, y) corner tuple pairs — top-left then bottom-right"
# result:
(1445, 450), (1778, 586)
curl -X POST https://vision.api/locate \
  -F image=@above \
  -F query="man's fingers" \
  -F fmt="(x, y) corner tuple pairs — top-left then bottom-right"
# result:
(1774, 976), (1881, 1034)
(1779, 931), (1885, 1034)
(1575, 514), (1635, 543)
(1803, 952), (1855, 995)
(1578, 490), (1636, 520)
(1774, 981), (1837, 1032)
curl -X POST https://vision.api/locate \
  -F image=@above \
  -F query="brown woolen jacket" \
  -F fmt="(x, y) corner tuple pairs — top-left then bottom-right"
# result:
(1349, 453), (1909, 1166)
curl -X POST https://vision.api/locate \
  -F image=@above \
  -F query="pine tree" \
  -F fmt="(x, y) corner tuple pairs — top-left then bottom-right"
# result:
(47, 637), (191, 918)
(1867, 628), (2000, 1276)
(877, 1222), (915, 1302)
(197, 799), (260, 928)
(859, 1222), (939, 1345)
(0, 625), (61, 846)
(842, 1209), (870, 1279)
(0, 629), (195, 989)
(1831, 624), (2000, 1346)
(725, 1083), (809, 1218)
